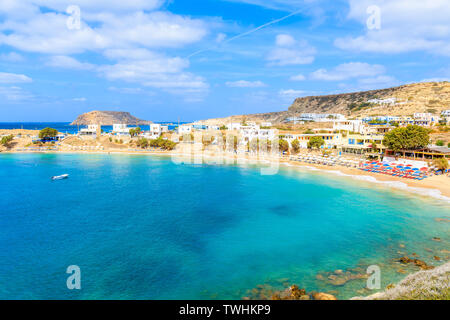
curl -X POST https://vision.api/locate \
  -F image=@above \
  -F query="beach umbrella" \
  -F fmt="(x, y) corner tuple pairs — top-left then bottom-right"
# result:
(412, 168), (419, 171)
(420, 167), (428, 171)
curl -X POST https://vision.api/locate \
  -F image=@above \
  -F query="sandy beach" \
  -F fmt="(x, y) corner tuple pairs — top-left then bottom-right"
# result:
(1, 131), (450, 202)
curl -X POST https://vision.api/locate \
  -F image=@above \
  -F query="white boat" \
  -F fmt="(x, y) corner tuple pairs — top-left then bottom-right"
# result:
(51, 174), (69, 180)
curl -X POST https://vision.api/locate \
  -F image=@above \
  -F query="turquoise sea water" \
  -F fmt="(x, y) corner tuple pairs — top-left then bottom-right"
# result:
(0, 153), (449, 300)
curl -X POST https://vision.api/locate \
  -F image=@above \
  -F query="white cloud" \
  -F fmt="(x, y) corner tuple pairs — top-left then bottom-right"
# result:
(216, 33), (227, 43)
(0, 10), (208, 55)
(0, 72), (32, 83)
(0, 0), (163, 18)
(223, 0), (320, 12)
(73, 97), (87, 102)
(99, 51), (209, 98)
(225, 80), (266, 88)
(310, 62), (385, 81)
(335, 0), (450, 56)
(46, 55), (95, 70)
(0, 3), (211, 101)
(290, 74), (305, 81)
(275, 34), (296, 47)
(109, 86), (146, 94)
(0, 52), (24, 62)
(420, 78), (450, 83)
(356, 75), (399, 90)
(279, 89), (307, 100)
(0, 86), (33, 101)
(267, 34), (315, 66)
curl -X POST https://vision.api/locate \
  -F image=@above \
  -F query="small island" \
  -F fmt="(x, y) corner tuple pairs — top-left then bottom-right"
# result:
(70, 110), (152, 126)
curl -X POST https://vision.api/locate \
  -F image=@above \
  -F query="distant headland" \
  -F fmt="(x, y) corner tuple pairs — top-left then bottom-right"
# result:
(70, 111), (152, 126)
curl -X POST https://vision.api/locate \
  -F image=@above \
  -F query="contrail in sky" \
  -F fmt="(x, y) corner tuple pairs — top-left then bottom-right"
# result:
(186, 9), (304, 58)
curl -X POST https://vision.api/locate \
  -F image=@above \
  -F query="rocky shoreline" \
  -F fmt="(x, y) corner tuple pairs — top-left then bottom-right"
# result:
(352, 261), (450, 300)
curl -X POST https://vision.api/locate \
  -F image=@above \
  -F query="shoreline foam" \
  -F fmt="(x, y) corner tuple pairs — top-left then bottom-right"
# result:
(3, 149), (450, 204)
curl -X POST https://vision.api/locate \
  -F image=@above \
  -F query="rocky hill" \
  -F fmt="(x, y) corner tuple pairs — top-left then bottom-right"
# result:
(70, 111), (152, 125)
(200, 81), (450, 125)
(288, 81), (450, 117)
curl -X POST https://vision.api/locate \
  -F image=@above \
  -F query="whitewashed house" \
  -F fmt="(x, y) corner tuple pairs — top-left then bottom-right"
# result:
(79, 124), (100, 136)
(149, 124), (169, 138)
(112, 124), (130, 136)
(333, 120), (364, 133)
(227, 123), (242, 131)
(178, 125), (192, 134)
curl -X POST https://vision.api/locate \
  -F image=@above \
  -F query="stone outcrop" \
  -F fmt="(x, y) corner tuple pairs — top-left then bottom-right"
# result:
(244, 284), (337, 301)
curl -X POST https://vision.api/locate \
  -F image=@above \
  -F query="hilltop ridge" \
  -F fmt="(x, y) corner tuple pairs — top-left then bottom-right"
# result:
(198, 81), (450, 125)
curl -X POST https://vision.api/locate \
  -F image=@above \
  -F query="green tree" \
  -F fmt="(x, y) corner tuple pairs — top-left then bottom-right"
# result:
(436, 140), (445, 146)
(291, 139), (300, 154)
(307, 136), (325, 149)
(304, 129), (314, 134)
(370, 141), (378, 152)
(129, 127), (142, 137)
(136, 138), (149, 148)
(1, 134), (14, 146)
(39, 127), (58, 139)
(161, 140), (177, 150)
(383, 125), (430, 152)
(279, 139), (289, 153)
(433, 158), (449, 171)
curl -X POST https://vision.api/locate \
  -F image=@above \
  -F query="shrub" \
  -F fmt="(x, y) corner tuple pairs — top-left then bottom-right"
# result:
(0, 135), (14, 146)
(291, 139), (300, 154)
(279, 139), (289, 153)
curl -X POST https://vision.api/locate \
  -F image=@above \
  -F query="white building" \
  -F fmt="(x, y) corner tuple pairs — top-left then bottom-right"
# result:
(227, 123), (242, 131)
(414, 113), (431, 119)
(333, 120), (364, 133)
(240, 128), (276, 143)
(367, 98), (397, 105)
(79, 124), (100, 136)
(441, 110), (450, 117)
(261, 122), (272, 128)
(178, 125), (192, 134)
(150, 124), (169, 137)
(112, 124), (130, 135)
(286, 113), (345, 123)
(412, 113), (439, 126)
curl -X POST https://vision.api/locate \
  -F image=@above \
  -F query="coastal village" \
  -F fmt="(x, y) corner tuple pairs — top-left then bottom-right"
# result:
(1, 105), (450, 181)
(1, 84), (450, 301)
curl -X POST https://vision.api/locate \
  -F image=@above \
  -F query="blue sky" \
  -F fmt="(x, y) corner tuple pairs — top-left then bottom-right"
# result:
(0, 0), (449, 122)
